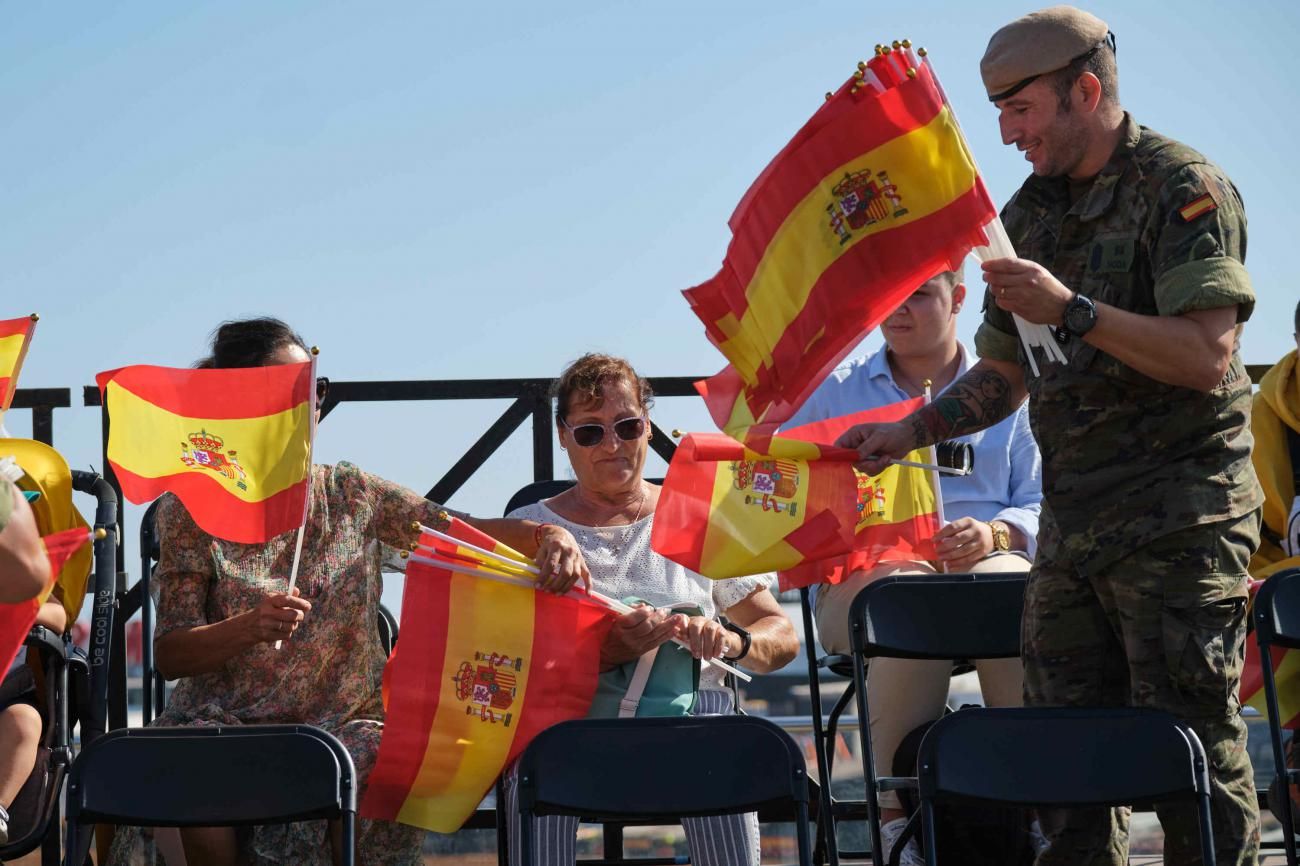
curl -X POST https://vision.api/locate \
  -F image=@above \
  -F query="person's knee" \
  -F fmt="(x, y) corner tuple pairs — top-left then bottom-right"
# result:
(0, 704), (42, 744)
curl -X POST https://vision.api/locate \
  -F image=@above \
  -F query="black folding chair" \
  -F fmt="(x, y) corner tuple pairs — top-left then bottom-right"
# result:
(1253, 566), (1300, 866)
(916, 706), (1216, 865)
(846, 572), (1026, 866)
(64, 724), (357, 866)
(516, 715), (813, 866)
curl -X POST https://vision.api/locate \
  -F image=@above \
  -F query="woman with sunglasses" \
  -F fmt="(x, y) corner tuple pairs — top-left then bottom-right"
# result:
(108, 318), (590, 866)
(502, 353), (799, 866)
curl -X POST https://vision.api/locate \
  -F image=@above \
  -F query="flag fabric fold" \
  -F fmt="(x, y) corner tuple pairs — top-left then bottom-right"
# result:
(684, 60), (997, 446)
(0, 315), (37, 427)
(777, 400), (941, 591)
(0, 527), (93, 672)
(362, 517), (613, 833)
(651, 433), (862, 580)
(96, 362), (314, 544)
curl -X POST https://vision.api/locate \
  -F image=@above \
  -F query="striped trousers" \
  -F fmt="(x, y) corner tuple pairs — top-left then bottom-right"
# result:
(502, 689), (761, 866)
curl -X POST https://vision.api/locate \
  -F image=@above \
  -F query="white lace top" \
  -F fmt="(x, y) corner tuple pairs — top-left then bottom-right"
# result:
(507, 500), (774, 690)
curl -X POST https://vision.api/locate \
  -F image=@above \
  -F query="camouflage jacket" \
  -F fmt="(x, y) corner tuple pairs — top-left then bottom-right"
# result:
(975, 114), (1261, 575)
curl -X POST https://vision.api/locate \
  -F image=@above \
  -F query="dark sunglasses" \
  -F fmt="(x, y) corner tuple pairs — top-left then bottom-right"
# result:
(315, 376), (330, 402)
(561, 416), (646, 447)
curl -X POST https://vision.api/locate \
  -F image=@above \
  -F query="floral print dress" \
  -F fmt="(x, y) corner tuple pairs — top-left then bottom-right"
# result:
(108, 462), (448, 866)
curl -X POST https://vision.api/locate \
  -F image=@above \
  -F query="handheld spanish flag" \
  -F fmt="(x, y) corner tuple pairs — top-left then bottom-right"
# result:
(362, 517), (613, 833)
(0, 526), (94, 672)
(651, 433), (862, 579)
(684, 54), (997, 446)
(777, 399), (941, 591)
(95, 362), (315, 544)
(0, 314), (38, 429)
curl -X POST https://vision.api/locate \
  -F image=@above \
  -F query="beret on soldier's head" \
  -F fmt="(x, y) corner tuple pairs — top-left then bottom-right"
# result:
(981, 5), (1110, 101)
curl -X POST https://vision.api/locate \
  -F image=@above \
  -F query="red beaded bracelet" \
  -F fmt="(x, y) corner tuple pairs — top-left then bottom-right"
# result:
(534, 523), (555, 548)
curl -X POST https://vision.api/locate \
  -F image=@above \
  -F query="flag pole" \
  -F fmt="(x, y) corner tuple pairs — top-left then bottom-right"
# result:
(274, 347), (319, 651)
(923, 381), (949, 574)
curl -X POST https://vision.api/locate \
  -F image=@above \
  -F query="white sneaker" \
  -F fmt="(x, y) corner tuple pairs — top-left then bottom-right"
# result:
(879, 816), (926, 866)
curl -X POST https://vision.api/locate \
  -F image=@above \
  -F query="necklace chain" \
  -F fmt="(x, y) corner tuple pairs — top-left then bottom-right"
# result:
(582, 483), (647, 556)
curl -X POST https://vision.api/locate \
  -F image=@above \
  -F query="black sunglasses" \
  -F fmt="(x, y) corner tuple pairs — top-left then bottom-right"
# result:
(561, 416), (646, 448)
(315, 376), (330, 402)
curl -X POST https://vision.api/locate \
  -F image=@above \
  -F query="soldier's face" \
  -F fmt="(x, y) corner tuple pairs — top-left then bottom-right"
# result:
(995, 79), (1089, 179)
(558, 381), (649, 497)
(882, 276), (963, 357)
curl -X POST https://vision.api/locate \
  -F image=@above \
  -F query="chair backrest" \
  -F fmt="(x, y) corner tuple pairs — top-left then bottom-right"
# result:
(917, 707), (1210, 807)
(504, 480), (575, 516)
(517, 715), (808, 819)
(502, 478), (665, 517)
(377, 603), (399, 656)
(848, 572), (1026, 660)
(1254, 567), (1300, 649)
(66, 724), (355, 827)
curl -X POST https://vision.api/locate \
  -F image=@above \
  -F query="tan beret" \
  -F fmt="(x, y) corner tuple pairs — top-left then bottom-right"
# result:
(981, 5), (1110, 101)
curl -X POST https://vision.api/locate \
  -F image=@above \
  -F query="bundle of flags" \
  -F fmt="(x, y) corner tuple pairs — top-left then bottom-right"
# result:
(362, 516), (613, 832)
(651, 400), (942, 583)
(96, 361), (316, 544)
(684, 46), (1000, 449)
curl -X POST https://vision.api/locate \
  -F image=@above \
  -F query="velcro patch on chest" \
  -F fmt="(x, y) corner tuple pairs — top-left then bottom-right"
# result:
(1088, 237), (1136, 273)
(1178, 193), (1217, 222)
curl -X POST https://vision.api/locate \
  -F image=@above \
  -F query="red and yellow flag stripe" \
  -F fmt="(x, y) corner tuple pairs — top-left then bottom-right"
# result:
(684, 62), (996, 446)
(777, 400), (941, 590)
(363, 518), (611, 832)
(651, 433), (862, 579)
(96, 362), (314, 543)
(0, 315), (38, 417)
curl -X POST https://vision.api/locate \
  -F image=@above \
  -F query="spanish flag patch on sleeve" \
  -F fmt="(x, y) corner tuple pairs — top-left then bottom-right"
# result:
(1178, 193), (1217, 222)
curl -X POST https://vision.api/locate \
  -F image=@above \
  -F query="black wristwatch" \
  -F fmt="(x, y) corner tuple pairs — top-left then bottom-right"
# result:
(721, 620), (752, 661)
(1063, 292), (1098, 338)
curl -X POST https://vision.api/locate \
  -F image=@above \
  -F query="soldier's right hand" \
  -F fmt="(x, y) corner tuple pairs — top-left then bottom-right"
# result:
(246, 587), (312, 645)
(835, 421), (917, 476)
(599, 604), (683, 669)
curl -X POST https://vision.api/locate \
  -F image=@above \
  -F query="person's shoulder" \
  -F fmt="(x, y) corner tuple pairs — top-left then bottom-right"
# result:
(1133, 125), (1239, 200)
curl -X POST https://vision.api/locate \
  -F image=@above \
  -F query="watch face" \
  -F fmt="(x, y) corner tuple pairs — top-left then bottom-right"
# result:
(1066, 297), (1096, 334)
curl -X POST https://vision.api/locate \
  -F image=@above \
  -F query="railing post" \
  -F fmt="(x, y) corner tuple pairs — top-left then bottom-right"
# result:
(530, 384), (553, 483)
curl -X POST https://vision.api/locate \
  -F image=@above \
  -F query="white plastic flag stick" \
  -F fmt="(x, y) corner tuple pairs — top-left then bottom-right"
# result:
(275, 347), (320, 651)
(406, 552), (753, 682)
(923, 382), (949, 574)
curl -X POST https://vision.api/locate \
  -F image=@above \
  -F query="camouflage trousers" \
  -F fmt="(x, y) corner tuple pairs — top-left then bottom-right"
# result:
(1024, 511), (1261, 866)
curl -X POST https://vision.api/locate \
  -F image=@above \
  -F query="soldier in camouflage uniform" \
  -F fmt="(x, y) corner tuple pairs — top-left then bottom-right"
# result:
(837, 6), (1261, 864)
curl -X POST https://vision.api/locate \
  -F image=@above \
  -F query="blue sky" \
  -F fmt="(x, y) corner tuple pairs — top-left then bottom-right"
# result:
(3, 1), (1295, 612)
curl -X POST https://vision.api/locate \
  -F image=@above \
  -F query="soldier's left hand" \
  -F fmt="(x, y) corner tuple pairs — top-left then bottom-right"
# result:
(982, 257), (1073, 326)
(534, 525), (591, 595)
(934, 517), (993, 572)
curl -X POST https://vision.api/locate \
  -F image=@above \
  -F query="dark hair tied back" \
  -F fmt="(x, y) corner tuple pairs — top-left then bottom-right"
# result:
(196, 317), (309, 370)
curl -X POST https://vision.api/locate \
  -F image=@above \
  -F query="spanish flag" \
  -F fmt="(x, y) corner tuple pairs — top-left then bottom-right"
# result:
(777, 400), (941, 591)
(0, 315), (38, 425)
(1241, 578), (1300, 729)
(363, 518), (612, 832)
(685, 60), (996, 446)
(0, 527), (93, 672)
(95, 363), (314, 544)
(651, 433), (861, 579)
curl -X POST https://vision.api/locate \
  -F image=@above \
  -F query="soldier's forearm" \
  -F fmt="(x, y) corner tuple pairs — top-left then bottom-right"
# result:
(908, 361), (1026, 447)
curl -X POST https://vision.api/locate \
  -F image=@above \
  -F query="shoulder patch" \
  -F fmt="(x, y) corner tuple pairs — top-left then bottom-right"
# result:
(1178, 193), (1217, 223)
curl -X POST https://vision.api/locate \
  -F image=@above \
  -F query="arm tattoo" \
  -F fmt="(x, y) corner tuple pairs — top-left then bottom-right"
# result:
(908, 369), (1016, 448)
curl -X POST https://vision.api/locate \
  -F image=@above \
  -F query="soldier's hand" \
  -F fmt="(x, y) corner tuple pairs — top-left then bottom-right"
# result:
(836, 421), (916, 476)
(981, 257), (1073, 326)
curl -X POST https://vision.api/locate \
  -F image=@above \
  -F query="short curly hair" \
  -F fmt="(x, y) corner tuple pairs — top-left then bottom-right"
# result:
(552, 353), (654, 422)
